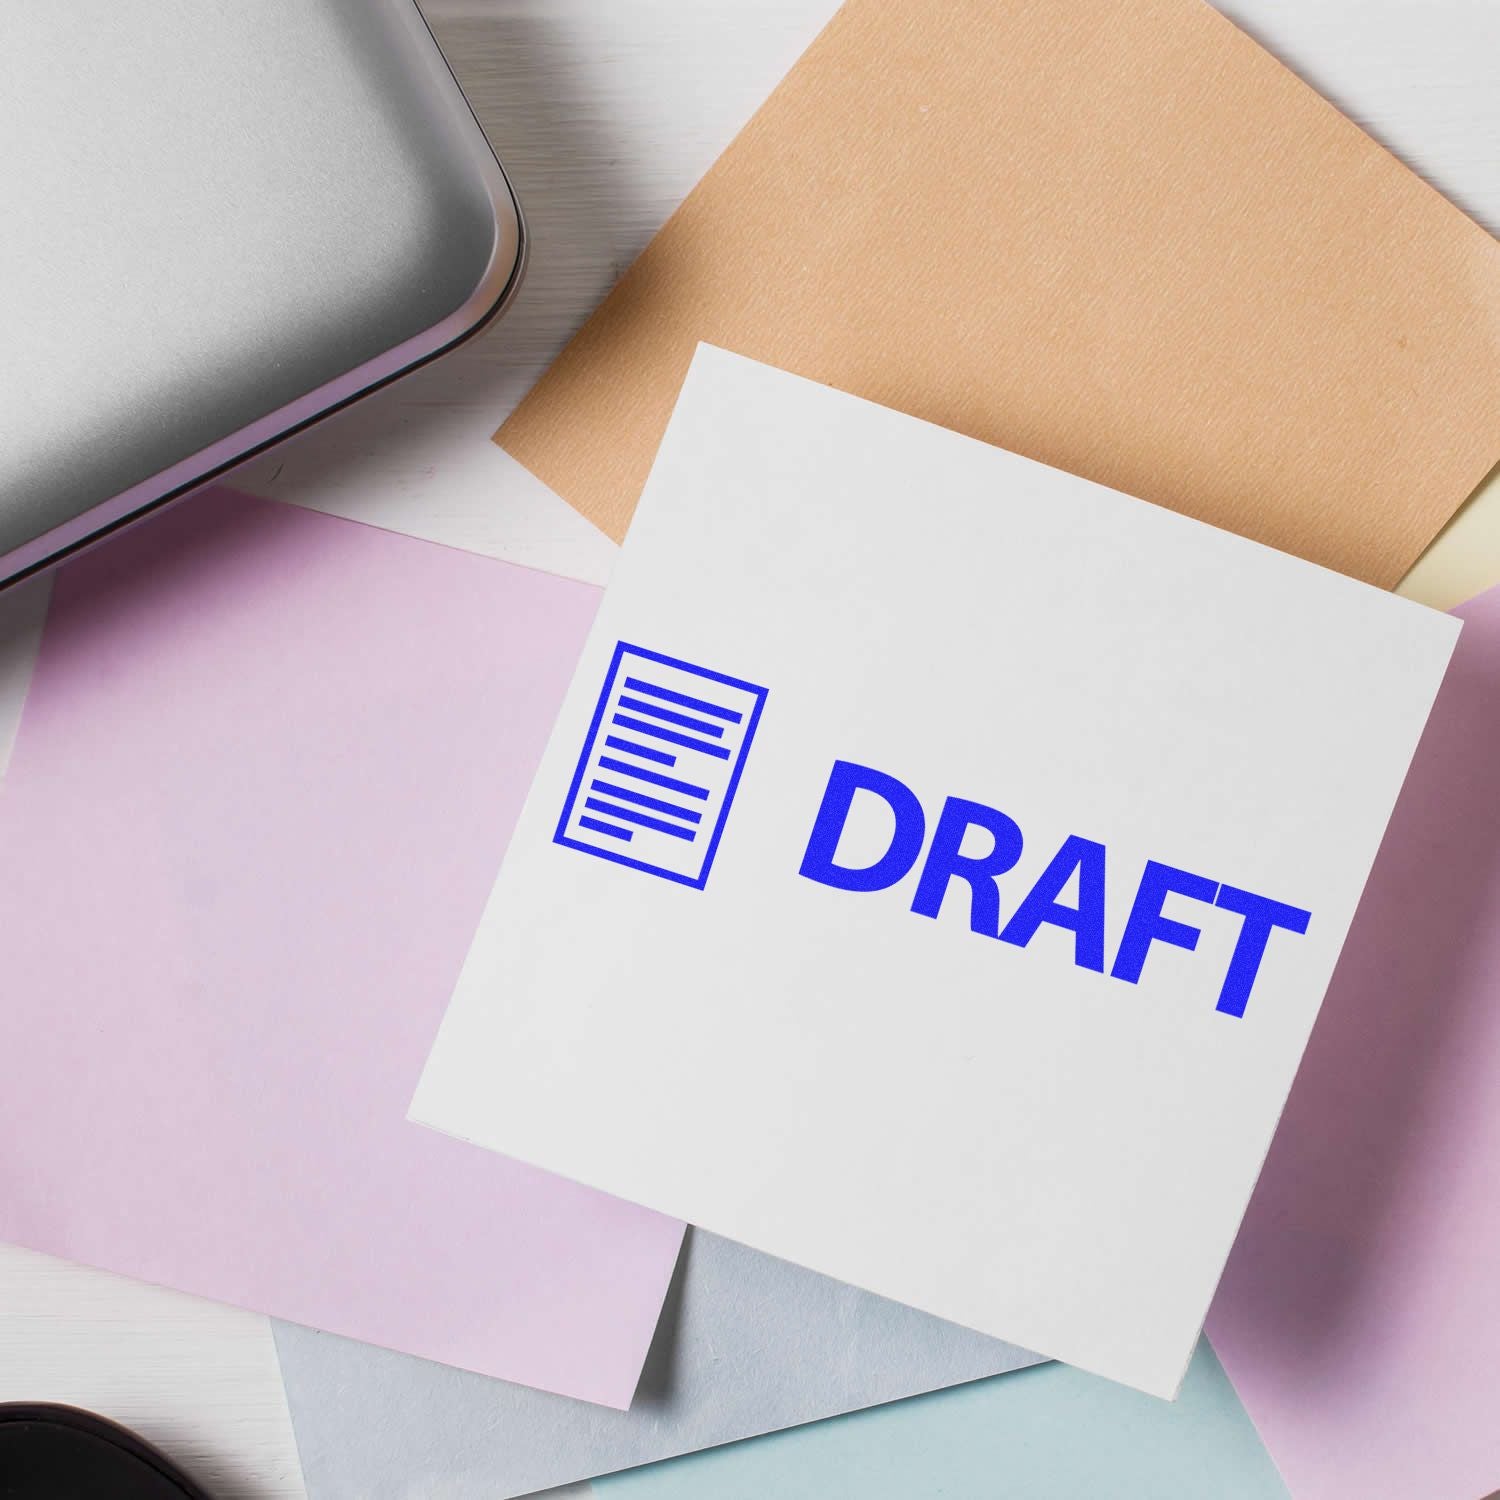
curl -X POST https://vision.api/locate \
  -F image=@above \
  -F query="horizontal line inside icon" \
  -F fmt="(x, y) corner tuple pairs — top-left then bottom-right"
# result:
(590, 779), (703, 823)
(615, 695), (726, 738)
(596, 757), (711, 799)
(584, 797), (697, 840)
(579, 815), (633, 842)
(612, 713), (731, 758)
(622, 675), (744, 724)
(603, 734), (676, 766)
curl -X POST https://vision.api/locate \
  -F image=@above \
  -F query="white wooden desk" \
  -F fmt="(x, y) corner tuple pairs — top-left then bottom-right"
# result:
(0, 4), (1494, 1496)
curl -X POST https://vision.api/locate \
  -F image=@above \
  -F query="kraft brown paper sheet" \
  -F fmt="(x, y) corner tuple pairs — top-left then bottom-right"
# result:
(497, 0), (1500, 587)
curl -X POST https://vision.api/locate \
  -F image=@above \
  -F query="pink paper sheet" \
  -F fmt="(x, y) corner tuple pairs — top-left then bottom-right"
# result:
(0, 489), (682, 1409)
(1209, 585), (1500, 1499)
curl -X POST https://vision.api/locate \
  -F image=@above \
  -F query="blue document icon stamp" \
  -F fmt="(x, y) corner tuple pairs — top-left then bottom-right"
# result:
(554, 643), (769, 888)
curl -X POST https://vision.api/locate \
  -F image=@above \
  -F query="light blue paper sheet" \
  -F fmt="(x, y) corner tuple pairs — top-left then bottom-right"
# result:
(274, 1230), (1038, 1500)
(595, 1339), (1288, 1500)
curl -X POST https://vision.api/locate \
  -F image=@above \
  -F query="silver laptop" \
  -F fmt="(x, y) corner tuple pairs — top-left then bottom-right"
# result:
(0, 1), (523, 586)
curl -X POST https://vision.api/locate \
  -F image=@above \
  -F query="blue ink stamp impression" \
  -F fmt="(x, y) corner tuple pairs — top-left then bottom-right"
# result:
(554, 643), (768, 889)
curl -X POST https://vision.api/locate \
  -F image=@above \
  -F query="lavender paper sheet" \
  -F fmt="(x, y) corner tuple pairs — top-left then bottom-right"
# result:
(0, 490), (683, 1409)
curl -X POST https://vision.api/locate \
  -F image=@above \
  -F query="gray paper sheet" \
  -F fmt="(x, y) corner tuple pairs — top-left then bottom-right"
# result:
(273, 1230), (1039, 1499)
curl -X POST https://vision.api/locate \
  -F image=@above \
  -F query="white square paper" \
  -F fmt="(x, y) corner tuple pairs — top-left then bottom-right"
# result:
(414, 347), (1458, 1396)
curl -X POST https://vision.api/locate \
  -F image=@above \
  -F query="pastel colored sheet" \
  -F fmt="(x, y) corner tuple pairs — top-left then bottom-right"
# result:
(1401, 463), (1500, 611)
(272, 1229), (1039, 1500)
(0, 489), (682, 1409)
(1208, 582), (1500, 1498)
(593, 1339), (1288, 1500)
(496, 0), (1500, 588)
